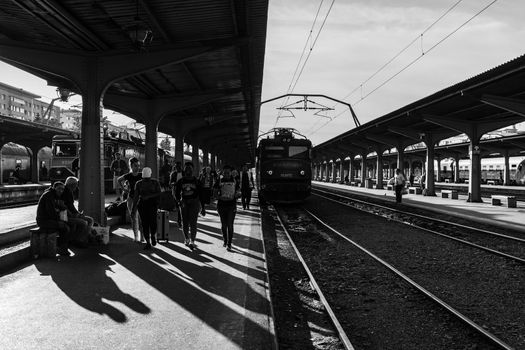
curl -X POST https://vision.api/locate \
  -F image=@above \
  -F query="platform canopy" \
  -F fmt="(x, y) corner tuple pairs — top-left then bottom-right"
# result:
(0, 0), (268, 165)
(313, 54), (525, 161)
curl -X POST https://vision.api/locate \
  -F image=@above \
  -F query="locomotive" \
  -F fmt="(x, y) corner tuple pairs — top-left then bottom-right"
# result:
(0, 142), (52, 184)
(256, 128), (312, 203)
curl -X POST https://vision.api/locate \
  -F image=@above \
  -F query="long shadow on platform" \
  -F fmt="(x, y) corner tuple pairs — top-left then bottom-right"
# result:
(104, 233), (273, 348)
(34, 249), (150, 323)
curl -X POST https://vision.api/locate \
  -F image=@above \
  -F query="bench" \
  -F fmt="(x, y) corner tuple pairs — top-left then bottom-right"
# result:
(491, 195), (517, 208)
(441, 189), (458, 199)
(408, 186), (422, 195)
(29, 227), (57, 259)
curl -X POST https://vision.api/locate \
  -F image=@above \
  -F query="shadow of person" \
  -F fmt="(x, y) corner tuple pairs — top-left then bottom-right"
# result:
(34, 253), (150, 323)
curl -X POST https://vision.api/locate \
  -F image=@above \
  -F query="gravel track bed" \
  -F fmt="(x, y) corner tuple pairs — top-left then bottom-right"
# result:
(261, 206), (345, 350)
(312, 186), (525, 241)
(304, 196), (525, 349)
(312, 188), (525, 260)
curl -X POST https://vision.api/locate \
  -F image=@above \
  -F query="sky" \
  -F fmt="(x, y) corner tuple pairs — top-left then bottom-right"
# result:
(260, 0), (525, 145)
(1, 0), (524, 146)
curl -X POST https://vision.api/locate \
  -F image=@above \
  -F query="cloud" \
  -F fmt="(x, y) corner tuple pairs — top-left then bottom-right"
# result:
(261, 0), (525, 144)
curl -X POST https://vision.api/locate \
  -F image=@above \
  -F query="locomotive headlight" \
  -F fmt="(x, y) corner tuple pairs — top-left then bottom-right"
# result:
(267, 170), (273, 175)
(300, 170), (305, 176)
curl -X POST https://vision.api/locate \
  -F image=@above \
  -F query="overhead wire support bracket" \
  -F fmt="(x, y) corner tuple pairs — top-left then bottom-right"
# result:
(261, 93), (360, 127)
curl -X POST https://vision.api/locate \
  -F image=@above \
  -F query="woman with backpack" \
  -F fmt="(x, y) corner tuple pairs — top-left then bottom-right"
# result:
(214, 165), (240, 251)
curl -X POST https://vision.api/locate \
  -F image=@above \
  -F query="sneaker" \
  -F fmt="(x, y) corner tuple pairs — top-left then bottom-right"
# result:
(151, 236), (157, 246)
(227, 244), (232, 251)
(223, 242), (227, 247)
(143, 243), (152, 250)
(184, 239), (189, 246)
(201, 209), (206, 217)
(58, 248), (71, 256)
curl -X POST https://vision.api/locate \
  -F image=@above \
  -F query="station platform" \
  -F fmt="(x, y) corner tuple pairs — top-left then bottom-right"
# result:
(0, 202), (275, 349)
(314, 181), (525, 234)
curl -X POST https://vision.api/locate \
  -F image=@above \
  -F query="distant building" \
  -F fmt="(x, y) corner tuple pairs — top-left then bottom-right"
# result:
(0, 82), (61, 123)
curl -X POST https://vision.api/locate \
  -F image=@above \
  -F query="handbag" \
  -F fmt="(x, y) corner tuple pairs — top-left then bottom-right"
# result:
(92, 226), (110, 245)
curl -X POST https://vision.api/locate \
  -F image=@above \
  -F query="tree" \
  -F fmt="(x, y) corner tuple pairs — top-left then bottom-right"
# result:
(160, 136), (171, 151)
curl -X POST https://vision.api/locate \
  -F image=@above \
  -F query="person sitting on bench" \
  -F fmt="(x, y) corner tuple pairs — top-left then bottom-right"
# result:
(36, 182), (71, 256)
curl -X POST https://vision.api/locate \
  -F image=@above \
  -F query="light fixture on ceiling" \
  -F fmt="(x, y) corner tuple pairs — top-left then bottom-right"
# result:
(57, 87), (72, 102)
(126, 0), (153, 51)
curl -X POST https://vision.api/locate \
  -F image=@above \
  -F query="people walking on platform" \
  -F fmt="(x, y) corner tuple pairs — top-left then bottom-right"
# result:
(132, 167), (161, 250)
(159, 157), (172, 190)
(36, 181), (71, 256)
(240, 164), (255, 210)
(62, 176), (94, 247)
(118, 157), (143, 242)
(409, 173), (415, 187)
(214, 165), (240, 251)
(110, 152), (128, 201)
(198, 166), (214, 216)
(169, 162), (183, 227)
(174, 163), (202, 250)
(389, 168), (406, 204)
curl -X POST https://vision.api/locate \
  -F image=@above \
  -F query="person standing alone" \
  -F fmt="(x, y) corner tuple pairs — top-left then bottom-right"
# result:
(389, 168), (406, 204)
(110, 152), (128, 201)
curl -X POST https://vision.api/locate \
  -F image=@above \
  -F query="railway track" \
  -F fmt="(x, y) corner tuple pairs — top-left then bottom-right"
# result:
(271, 201), (524, 349)
(312, 187), (525, 264)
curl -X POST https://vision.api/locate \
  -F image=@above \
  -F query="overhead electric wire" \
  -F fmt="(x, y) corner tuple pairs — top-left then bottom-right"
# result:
(308, 0), (499, 138)
(274, 0), (325, 127)
(274, 0), (336, 127)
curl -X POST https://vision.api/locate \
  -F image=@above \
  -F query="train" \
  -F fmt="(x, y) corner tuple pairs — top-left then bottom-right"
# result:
(49, 132), (174, 192)
(438, 157), (525, 185)
(0, 142), (52, 184)
(256, 128), (312, 203)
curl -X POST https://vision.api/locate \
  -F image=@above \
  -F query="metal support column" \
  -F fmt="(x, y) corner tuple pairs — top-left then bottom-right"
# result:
(376, 152), (384, 189)
(503, 150), (510, 185)
(360, 155), (367, 187)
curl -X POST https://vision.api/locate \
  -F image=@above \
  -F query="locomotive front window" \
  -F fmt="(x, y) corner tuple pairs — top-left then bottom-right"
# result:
(289, 146), (309, 159)
(53, 142), (77, 157)
(263, 145), (285, 158)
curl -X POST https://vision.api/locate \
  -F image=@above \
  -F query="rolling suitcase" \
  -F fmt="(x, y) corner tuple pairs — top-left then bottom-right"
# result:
(157, 209), (170, 242)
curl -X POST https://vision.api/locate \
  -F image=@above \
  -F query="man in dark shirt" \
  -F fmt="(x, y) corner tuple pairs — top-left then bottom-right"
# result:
(240, 164), (255, 210)
(36, 182), (71, 256)
(110, 152), (128, 201)
(159, 158), (172, 190)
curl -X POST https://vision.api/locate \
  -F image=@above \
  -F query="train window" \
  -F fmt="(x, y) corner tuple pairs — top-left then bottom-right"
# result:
(53, 143), (77, 157)
(263, 146), (285, 158)
(289, 146), (309, 158)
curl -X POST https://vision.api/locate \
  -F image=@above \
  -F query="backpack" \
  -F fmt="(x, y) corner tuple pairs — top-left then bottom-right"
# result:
(105, 201), (127, 217)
